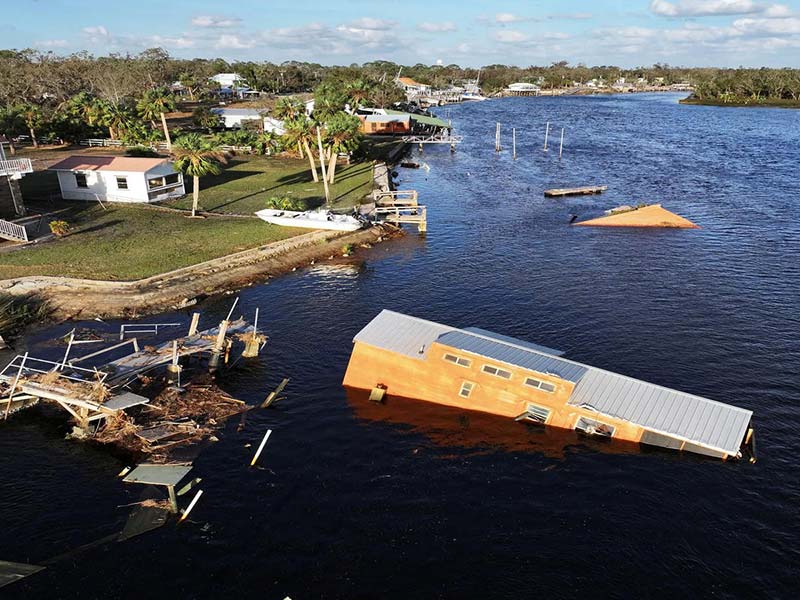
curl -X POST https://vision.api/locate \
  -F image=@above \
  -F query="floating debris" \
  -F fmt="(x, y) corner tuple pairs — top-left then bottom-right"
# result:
(574, 203), (700, 228)
(544, 185), (607, 197)
(0, 560), (45, 589)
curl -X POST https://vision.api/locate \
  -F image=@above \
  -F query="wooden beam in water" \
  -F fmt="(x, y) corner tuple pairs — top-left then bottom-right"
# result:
(544, 185), (608, 198)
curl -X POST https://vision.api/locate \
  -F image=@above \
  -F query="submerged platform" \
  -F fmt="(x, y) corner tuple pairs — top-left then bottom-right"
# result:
(344, 310), (754, 461)
(575, 204), (699, 228)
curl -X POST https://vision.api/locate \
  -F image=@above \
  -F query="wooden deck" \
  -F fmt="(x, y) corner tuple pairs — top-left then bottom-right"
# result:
(372, 190), (427, 233)
(544, 185), (608, 198)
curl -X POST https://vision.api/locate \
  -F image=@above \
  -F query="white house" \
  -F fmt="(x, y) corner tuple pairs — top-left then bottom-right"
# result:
(48, 156), (185, 204)
(263, 117), (286, 135)
(210, 73), (247, 88)
(210, 107), (267, 129)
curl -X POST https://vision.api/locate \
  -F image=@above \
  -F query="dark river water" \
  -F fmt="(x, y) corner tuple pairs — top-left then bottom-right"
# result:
(2, 93), (799, 598)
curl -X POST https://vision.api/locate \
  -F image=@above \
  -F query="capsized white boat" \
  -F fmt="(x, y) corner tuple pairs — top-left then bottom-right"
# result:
(255, 208), (364, 232)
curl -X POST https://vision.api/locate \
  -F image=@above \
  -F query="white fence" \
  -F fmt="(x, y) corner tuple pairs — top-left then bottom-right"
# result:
(0, 219), (28, 242)
(79, 139), (254, 153)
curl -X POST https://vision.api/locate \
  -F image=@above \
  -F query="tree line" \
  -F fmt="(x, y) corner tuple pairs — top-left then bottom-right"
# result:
(2, 47), (799, 150)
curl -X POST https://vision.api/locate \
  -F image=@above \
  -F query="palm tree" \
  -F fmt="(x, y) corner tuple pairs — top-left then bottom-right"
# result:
(323, 112), (362, 184)
(255, 130), (283, 155)
(137, 88), (177, 149)
(283, 116), (319, 182)
(171, 134), (227, 217)
(345, 79), (374, 110)
(272, 96), (305, 121)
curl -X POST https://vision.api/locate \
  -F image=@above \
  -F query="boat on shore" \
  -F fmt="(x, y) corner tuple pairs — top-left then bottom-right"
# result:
(255, 208), (364, 232)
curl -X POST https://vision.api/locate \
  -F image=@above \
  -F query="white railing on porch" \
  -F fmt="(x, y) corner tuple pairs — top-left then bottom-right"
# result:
(0, 219), (29, 243)
(0, 158), (33, 177)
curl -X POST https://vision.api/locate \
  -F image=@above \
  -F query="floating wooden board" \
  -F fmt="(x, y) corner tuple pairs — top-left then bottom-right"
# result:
(574, 204), (700, 229)
(123, 464), (192, 487)
(104, 392), (149, 411)
(544, 185), (608, 197)
(0, 560), (45, 589)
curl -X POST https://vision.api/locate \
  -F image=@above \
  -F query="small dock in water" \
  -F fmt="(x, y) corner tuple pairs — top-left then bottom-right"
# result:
(372, 190), (427, 233)
(544, 185), (608, 198)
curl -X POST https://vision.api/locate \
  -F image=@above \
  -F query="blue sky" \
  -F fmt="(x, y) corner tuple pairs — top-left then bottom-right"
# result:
(6, 0), (800, 66)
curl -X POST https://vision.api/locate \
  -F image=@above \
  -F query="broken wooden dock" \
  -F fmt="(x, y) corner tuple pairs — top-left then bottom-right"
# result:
(373, 190), (427, 233)
(544, 185), (608, 198)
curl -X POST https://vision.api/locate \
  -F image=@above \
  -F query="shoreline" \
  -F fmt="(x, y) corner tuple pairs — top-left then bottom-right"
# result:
(679, 97), (800, 109)
(0, 225), (399, 320)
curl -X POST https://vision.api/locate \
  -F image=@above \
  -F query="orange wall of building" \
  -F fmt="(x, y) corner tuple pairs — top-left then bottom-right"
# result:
(343, 341), (648, 445)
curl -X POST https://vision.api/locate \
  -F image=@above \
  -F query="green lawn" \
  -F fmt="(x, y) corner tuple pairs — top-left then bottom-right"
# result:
(0, 154), (376, 281)
(0, 201), (307, 281)
(164, 155), (374, 214)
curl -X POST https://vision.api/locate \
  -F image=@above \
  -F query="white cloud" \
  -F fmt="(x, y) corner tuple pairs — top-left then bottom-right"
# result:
(495, 13), (527, 23)
(215, 34), (254, 49)
(733, 15), (800, 33)
(651, 0), (767, 17)
(544, 32), (571, 40)
(192, 15), (242, 28)
(82, 25), (110, 37)
(493, 29), (529, 42)
(343, 17), (395, 31)
(37, 39), (68, 48)
(418, 21), (457, 33)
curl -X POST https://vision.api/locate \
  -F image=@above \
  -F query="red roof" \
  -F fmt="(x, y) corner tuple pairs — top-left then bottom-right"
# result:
(48, 155), (169, 173)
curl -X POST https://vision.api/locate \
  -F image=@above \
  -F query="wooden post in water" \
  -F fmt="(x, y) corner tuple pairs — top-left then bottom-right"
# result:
(543, 121), (550, 152)
(495, 123), (501, 152)
(512, 128), (517, 160)
(559, 128), (565, 159)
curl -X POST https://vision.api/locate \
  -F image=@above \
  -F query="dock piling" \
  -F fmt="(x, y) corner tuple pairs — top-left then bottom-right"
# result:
(512, 128), (517, 160)
(559, 128), (565, 159)
(495, 123), (501, 152)
(543, 121), (550, 151)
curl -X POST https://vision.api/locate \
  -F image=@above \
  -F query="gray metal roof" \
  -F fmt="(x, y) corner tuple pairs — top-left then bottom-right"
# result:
(123, 464), (192, 487)
(353, 309), (455, 359)
(462, 327), (564, 356)
(210, 108), (265, 117)
(353, 310), (754, 456)
(438, 330), (588, 383)
(568, 368), (752, 456)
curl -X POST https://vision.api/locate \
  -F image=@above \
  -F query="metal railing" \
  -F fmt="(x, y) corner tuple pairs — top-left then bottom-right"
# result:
(0, 219), (28, 242)
(119, 322), (181, 340)
(0, 158), (33, 177)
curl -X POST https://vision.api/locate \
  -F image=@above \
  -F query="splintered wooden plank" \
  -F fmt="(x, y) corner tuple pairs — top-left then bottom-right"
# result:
(104, 392), (149, 411)
(0, 560), (45, 589)
(123, 464), (192, 487)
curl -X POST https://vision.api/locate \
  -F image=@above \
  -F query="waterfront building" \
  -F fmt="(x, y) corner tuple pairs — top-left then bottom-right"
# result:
(344, 310), (755, 460)
(49, 156), (185, 204)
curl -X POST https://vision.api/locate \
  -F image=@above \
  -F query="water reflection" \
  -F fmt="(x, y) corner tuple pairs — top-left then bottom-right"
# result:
(345, 387), (643, 460)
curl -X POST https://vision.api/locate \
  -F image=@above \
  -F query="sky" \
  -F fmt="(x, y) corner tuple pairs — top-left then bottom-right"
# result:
(6, 0), (800, 67)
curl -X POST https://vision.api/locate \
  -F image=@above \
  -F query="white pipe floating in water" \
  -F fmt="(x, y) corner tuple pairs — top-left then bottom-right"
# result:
(250, 429), (273, 467)
(178, 489), (204, 523)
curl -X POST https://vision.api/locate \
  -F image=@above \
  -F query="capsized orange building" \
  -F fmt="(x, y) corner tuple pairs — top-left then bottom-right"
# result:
(343, 310), (756, 461)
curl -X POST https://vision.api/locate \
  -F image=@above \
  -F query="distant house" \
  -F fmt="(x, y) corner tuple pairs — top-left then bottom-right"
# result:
(210, 73), (247, 89)
(48, 156), (185, 204)
(263, 117), (286, 135)
(358, 114), (412, 135)
(210, 107), (267, 129)
(506, 82), (541, 96)
(397, 77), (431, 96)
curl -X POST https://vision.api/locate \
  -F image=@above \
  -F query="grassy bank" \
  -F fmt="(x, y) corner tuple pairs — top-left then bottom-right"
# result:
(0, 293), (50, 338)
(163, 155), (374, 214)
(0, 153), (377, 281)
(0, 202), (307, 280)
(680, 97), (800, 109)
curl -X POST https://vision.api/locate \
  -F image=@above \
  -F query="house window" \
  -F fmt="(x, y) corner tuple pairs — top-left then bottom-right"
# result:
(443, 353), (471, 368)
(148, 176), (166, 189)
(481, 364), (512, 380)
(165, 173), (180, 185)
(524, 377), (556, 393)
(575, 416), (615, 438)
(459, 381), (474, 398)
(75, 173), (88, 188)
(116, 176), (128, 190)
(522, 403), (550, 424)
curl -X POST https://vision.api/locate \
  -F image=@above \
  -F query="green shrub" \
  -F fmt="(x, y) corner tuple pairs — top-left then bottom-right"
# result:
(49, 220), (70, 236)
